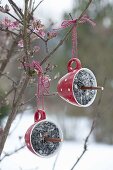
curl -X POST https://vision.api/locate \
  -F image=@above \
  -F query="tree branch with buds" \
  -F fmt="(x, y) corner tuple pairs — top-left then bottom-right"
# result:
(0, 0), (93, 160)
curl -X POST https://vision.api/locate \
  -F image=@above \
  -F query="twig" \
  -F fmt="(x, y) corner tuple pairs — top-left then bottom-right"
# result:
(29, 29), (46, 42)
(28, 0), (33, 12)
(0, 75), (30, 156)
(19, 95), (36, 106)
(32, 0), (44, 13)
(0, 27), (18, 36)
(77, 0), (92, 21)
(32, 0), (35, 12)
(43, 92), (58, 96)
(23, 0), (29, 54)
(0, 144), (25, 161)
(5, 9), (46, 42)
(0, 73), (17, 107)
(1, 73), (17, 85)
(52, 151), (60, 170)
(23, 0), (30, 72)
(41, 0), (93, 65)
(70, 120), (95, 170)
(12, 84), (17, 107)
(8, 0), (24, 18)
(70, 75), (104, 170)
(0, 37), (19, 77)
(45, 41), (49, 54)
(0, 59), (6, 63)
(0, 87), (16, 107)
(6, 11), (22, 24)
(69, 13), (73, 20)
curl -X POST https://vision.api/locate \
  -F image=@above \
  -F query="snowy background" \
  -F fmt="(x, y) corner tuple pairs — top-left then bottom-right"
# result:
(0, 110), (113, 170)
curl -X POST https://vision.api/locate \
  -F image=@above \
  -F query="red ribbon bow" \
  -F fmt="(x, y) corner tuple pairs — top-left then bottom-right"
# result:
(56, 15), (96, 29)
(60, 19), (77, 28)
(54, 14), (96, 58)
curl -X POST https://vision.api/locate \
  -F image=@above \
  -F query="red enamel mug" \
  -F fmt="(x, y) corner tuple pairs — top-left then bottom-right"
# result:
(25, 109), (63, 157)
(57, 58), (97, 107)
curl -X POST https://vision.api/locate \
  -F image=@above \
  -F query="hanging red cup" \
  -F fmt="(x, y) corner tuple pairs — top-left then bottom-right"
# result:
(57, 58), (100, 107)
(25, 109), (63, 157)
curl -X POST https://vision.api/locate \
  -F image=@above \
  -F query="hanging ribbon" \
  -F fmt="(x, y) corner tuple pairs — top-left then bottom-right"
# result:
(54, 14), (96, 58)
(25, 61), (50, 110)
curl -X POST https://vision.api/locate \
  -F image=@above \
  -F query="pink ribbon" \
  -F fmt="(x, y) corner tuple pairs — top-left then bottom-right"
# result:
(60, 19), (77, 28)
(78, 15), (96, 26)
(54, 14), (96, 58)
(25, 61), (50, 109)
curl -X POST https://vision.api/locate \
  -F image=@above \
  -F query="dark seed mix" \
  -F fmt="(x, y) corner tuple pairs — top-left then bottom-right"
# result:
(31, 121), (61, 156)
(73, 69), (96, 105)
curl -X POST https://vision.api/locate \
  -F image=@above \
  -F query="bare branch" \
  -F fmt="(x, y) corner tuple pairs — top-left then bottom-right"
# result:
(32, 0), (44, 13)
(0, 75), (30, 156)
(41, 0), (93, 65)
(78, 0), (93, 20)
(6, 11), (22, 24)
(23, 0), (30, 68)
(8, 0), (24, 18)
(19, 95), (36, 106)
(45, 41), (49, 54)
(0, 27), (18, 36)
(52, 152), (60, 170)
(0, 37), (19, 77)
(1, 73), (17, 84)
(70, 120), (95, 170)
(0, 87), (15, 107)
(0, 144), (25, 161)
(28, 0), (33, 12)
(5, 9), (46, 42)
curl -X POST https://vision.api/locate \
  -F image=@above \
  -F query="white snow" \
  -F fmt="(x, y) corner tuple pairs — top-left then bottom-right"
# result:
(0, 110), (113, 170)
(1, 142), (113, 170)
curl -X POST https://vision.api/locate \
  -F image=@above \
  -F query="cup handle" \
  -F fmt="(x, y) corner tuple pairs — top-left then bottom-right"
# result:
(34, 109), (46, 122)
(67, 58), (82, 72)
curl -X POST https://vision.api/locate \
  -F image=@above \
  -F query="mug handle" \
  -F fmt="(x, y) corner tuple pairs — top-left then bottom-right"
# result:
(67, 58), (82, 72)
(34, 109), (46, 122)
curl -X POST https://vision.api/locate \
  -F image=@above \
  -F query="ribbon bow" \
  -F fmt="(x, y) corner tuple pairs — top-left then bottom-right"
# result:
(54, 14), (96, 58)
(56, 15), (96, 29)
(60, 19), (77, 28)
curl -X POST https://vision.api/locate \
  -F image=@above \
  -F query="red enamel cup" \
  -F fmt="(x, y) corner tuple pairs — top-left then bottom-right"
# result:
(25, 109), (63, 157)
(57, 58), (97, 107)
(25, 109), (46, 155)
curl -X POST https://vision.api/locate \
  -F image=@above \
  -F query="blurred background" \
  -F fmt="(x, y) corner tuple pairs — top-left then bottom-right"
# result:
(0, 0), (113, 156)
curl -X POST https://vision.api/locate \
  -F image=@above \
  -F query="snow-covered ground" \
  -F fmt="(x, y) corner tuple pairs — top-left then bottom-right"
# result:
(1, 142), (113, 170)
(0, 110), (113, 170)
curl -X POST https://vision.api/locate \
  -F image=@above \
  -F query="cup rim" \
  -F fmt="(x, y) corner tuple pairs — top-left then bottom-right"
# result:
(30, 119), (63, 157)
(72, 67), (97, 107)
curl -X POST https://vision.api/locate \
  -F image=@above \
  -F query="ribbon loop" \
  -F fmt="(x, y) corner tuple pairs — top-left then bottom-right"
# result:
(25, 60), (50, 109)
(79, 15), (96, 27)
(31, 60), (43, 74)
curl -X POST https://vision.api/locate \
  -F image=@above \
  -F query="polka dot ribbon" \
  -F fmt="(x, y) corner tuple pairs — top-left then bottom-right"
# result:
(54, 14), (96, 58)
